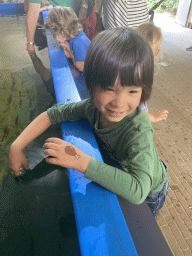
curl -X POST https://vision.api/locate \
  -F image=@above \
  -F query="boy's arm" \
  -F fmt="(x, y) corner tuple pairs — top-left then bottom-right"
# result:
(84, 129), (156, 204)
(68, 51), (85, 72)
(43, 138), (150, 204)
(74, 61), (85, 72)
(60, 42), (85, 72)
(9, 111), (52, 176)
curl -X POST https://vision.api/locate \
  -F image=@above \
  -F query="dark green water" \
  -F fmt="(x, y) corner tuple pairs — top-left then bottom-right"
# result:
(0, 15), (80, 256)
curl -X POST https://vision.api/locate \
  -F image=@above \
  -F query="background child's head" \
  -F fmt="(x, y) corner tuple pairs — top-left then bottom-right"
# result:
(44, 6), (82, 41)
(84, 27), (154, 103)
(137, 23), (163, 59)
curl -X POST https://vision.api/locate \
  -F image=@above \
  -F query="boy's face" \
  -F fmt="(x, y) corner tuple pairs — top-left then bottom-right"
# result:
(93, 79), (142, 128)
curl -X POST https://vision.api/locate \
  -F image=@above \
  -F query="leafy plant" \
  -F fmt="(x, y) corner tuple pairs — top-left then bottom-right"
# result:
(146, 0), (180, 15)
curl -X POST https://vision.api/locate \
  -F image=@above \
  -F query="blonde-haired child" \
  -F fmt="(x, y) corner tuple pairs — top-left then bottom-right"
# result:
(44, 6), (91, 72)
(137, 22), (169, 122)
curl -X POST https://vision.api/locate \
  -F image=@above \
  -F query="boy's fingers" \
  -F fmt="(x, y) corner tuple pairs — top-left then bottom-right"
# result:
(46, 137), (63, 144)
(44, 142), (59, 151)
(11, 168), (20, 177)
(45, 157), (58, 165)
(23, 161), (30, 170)
(44, 148), (58, 157)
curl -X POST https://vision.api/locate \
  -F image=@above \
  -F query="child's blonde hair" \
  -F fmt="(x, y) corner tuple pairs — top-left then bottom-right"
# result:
(137, 23), (163, 58)
(44, 6), (82, 39)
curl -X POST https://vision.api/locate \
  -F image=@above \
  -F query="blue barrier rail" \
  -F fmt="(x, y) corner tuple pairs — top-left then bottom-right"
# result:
(0, 3), (25, 16)
(42, 10), (138, 256)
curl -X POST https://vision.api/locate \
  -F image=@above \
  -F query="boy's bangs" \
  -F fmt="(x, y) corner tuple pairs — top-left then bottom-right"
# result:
(84, 27), (154, 101)
(95, 41), (145, 89)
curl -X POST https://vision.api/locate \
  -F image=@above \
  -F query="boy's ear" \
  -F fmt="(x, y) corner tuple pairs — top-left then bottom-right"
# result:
(154, 49), (161, 59)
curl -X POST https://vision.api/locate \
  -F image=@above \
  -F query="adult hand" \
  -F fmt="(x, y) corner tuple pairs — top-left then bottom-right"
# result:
(44, 137), (91, 173)
(9, 145), (29, 177)
(27, 43), (36, 56)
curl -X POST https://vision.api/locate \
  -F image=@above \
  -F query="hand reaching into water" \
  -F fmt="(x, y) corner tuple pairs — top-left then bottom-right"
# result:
(9, 146), (29, 177)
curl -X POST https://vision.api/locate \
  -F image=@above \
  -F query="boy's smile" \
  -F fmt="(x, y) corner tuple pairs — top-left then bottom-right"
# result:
(93, 80), (142, 128)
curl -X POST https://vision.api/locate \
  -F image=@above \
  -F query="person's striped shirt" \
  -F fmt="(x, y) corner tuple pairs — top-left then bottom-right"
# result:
(102, 0), (149, 29)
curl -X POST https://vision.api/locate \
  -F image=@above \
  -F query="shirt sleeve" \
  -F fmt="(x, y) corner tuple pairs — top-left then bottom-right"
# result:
(72, 36), (90, 62)
(47, 99), (95, 125)
(85, 129), (155, 204)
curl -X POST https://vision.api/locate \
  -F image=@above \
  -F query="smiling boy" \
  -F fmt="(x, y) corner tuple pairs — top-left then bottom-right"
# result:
(9, 27), (169, 217)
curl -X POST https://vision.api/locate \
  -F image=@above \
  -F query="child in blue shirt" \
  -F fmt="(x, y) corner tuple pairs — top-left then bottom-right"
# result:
(44, 6), (91, 72)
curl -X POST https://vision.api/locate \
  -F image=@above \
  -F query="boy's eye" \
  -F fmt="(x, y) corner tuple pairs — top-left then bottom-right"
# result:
(129, 90), (138, 94)
(105, 88), (114, 92)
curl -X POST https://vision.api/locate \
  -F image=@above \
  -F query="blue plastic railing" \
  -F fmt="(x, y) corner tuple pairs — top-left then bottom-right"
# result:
(0, 3), (25, 16)
(42, 10), (138, 256)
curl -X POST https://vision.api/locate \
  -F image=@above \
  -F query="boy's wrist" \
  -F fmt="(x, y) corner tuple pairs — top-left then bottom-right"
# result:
(77, 154), (91, 174)
(11, 142), (25, 152)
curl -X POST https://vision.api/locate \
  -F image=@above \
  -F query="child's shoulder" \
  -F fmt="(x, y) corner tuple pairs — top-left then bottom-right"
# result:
(72, 30), (90, 43)
(129, 107), (153, 130)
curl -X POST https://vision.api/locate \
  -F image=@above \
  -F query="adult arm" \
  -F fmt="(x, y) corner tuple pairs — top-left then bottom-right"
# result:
(26, 2), (41, 55)
(78, 0), (89, 25)
(30, 53), (51, 81)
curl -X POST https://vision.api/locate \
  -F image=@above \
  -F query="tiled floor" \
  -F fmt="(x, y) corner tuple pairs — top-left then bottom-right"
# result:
(149, 12), (192, 256)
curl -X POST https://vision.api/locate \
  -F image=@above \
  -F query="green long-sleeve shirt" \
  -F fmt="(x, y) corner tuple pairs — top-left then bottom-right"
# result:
(47, 99), (167, 204)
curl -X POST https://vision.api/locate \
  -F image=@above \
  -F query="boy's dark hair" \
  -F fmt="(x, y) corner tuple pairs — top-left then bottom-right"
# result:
(84, 27), (154, 103)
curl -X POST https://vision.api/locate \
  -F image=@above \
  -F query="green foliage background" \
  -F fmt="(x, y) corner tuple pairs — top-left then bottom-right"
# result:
(146, 0), (180, 14)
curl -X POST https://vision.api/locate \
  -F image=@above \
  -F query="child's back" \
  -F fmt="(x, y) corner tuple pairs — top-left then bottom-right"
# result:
(137, 22), (169, 122)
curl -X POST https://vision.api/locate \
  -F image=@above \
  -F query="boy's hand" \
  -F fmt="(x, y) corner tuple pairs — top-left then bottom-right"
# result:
(9, 145), (29, 177)
(44, 138), (91, 174)
(60, 41), (72, 59)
